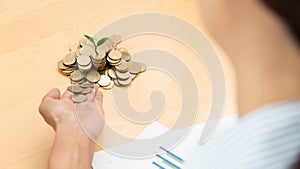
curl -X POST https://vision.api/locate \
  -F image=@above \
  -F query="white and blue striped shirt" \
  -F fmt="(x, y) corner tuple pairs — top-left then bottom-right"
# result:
(185, 100), (300, 169)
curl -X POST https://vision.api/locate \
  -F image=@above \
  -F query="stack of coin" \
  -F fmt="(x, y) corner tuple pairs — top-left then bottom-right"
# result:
(107, 49), (122, 66)
(113, 60), (147, 87)
(77, 55), (92, 72)
(57, 34), (147, 103)
(67, 82), (94, 103)
(98, 75), (114, 89)
(86, 71), (101, 83)
(58, 60), (73, 76)
(114, 62), (131, 86)
(58, 38), (88, 76)
(70, 70), (85, 83)
(93, 49), (106, 70)
(58, 52), (76, 76)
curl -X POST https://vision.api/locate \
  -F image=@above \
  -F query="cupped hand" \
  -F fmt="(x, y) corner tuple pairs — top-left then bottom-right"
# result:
(39, 85), (104, 141)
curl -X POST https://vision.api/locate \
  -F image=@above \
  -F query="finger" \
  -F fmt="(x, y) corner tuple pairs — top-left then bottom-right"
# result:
(42, 88), (60, 101)
(95, 91), (103, 104)
(61, 90), (73, 100)
(94, 84), (99, 92)
(95, 91), (104, 117)
(39, 88), (60, 116)
(86, 85), (99, 102)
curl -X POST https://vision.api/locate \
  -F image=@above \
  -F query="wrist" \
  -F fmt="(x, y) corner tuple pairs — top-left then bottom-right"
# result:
(49, 120), (96, 169)
(56, 118), (96, 149)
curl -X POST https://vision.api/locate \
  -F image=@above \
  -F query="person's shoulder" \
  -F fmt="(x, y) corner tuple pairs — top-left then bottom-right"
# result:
(239, 99), (300, 127)
(184, 100), (300, 169)
(227, 99), (300, 169)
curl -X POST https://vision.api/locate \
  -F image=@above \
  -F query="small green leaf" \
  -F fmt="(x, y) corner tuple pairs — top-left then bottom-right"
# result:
(84, 35), (96, 46)
(97, 37), (109, 46)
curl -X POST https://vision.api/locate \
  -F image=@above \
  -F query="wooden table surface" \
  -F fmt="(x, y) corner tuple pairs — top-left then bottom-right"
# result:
(0, 0), (236, 168)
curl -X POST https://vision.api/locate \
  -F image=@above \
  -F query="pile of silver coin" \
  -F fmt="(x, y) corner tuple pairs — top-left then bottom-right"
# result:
(57, 34), (147, 103)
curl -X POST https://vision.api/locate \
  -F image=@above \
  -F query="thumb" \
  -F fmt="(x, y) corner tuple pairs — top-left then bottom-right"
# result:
(42, 88), (61, 101)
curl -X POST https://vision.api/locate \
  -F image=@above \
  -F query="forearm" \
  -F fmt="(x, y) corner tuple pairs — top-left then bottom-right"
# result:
(49, 122), (95, 169)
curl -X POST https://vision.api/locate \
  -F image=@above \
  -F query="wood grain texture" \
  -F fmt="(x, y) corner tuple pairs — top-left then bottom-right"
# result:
(0, 0), (236, 168)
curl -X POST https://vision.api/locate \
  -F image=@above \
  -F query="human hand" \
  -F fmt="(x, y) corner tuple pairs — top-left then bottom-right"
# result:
(39, 85), (104, 141)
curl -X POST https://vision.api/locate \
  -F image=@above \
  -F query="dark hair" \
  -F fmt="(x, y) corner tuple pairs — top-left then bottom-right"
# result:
(290, 153), (300, 169)
(262, 0), (300, 43)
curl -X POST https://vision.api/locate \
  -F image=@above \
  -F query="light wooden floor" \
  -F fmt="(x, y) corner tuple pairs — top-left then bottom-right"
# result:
(0, 0), (236, 168)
